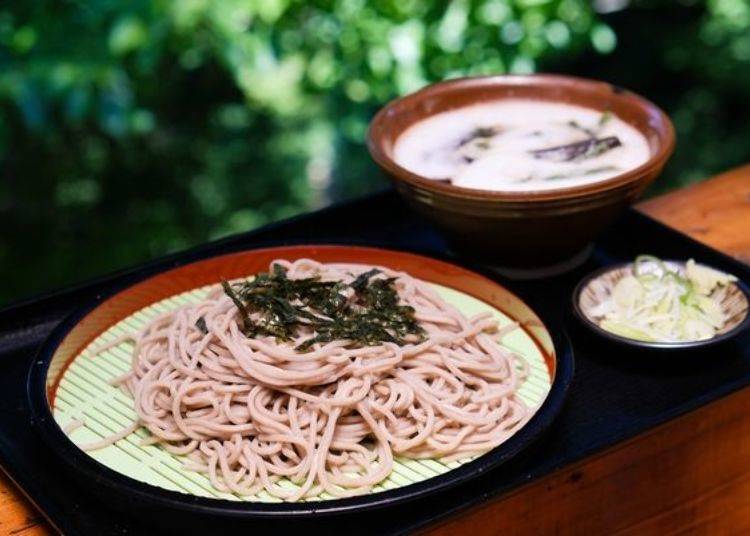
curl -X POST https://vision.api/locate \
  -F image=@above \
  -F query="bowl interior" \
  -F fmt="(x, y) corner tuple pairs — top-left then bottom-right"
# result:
(576, 261), (750, 347)
(368, 74), (675, 199)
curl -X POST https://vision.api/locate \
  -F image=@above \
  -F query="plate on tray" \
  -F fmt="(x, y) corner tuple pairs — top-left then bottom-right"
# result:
(27, 245), (573, 519)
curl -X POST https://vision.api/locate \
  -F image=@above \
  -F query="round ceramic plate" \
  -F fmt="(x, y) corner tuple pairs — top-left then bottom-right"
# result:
(28, 245), (573, 517)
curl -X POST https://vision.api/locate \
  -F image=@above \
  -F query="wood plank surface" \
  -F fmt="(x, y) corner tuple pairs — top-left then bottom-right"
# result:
(424, 380), (750, 536)
(638, 164), (750, 264)
(4, 164), (750, 535)
(0, 472), (47, 536)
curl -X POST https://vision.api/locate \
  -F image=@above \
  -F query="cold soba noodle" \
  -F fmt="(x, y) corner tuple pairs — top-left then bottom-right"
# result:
(74, 259), (530, 500)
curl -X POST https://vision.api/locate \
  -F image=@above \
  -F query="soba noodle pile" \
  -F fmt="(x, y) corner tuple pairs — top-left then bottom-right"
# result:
(79, 259), (530, 500)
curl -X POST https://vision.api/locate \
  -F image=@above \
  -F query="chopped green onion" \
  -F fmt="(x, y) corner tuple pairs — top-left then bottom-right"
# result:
(590, 255), (737, 343)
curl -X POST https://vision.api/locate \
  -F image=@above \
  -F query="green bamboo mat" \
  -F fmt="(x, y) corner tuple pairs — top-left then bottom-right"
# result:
(53, 283), (552, 502)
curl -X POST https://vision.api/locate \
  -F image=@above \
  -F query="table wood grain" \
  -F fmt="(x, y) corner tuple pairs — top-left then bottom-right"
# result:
(5, 164), (750, 535)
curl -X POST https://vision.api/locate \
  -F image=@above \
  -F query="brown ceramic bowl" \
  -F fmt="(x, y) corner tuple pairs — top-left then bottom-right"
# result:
(367, 74), (676, 271)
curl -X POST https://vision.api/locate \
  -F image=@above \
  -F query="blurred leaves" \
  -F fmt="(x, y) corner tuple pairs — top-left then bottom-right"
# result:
(0, 0), (749, 303)
(0, 0), (599, 303)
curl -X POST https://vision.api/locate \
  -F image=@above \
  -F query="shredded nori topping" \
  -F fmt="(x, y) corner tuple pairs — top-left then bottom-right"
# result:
(221, 265), (426, 352)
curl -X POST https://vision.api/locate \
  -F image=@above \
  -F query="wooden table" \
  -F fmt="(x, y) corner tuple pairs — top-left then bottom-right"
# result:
(4, 165), (750, 535)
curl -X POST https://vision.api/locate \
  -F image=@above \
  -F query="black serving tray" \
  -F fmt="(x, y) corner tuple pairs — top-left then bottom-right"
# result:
(2, 190), (750, 535)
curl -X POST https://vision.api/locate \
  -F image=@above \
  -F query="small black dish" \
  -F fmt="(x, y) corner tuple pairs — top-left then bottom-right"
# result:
(572, 260), (750, 351)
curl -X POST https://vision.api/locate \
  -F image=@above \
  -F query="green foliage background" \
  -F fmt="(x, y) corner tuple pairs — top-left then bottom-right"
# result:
(1, 0), (749, 304)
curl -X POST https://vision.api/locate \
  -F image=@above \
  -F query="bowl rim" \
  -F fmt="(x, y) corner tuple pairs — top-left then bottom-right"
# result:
(367, 73), (676, 202)
(571, 259), (750, 350)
